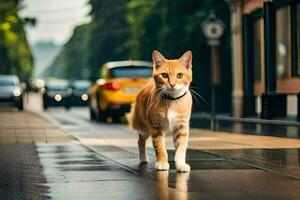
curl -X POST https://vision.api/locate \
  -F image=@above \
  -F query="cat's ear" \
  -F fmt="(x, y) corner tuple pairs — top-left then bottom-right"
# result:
(179, 51), (192, 69)
(152, 50), (166, 69)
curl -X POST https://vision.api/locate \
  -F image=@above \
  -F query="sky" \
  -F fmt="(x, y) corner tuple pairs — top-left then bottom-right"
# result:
(20, 0), (91, 45)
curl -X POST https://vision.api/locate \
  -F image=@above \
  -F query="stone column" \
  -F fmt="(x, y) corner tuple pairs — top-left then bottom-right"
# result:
(228, 0), (244, 117)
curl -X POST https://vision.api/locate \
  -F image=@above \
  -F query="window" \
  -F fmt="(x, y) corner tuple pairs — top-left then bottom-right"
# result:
(73, 80), (91, 91)
(0, 77), (16, 86)
(46, 80), (70, 91)
(276, 6), (291, 79)
(110, 66), (152, 78)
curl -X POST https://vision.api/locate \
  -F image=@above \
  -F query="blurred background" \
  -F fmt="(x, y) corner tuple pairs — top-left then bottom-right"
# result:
(1, 0), (299, 130)
(0, 0), (232, 113)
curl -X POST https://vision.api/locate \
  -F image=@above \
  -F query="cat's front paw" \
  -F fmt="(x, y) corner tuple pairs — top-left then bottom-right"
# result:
(155, 161), (169, 171)
(176, 163), (190, 172)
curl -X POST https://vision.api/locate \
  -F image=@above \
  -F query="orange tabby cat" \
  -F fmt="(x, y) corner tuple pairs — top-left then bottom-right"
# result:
(127, 50), (193, 172)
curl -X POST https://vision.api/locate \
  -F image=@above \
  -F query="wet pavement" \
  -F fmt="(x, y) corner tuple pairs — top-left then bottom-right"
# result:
(206, 148), (300, 179)
(3, 141), (300, 199)
(36, 143), (171, 200)
(88, 144), (300, 199)
(0, 144), (47, 200)
(40, 106), (300, 199)
(1, 93), (300, 199)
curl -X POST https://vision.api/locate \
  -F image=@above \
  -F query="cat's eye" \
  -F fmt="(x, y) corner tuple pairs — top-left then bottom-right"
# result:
(176, 73), (183, 79)
(161, 73), (168, 78)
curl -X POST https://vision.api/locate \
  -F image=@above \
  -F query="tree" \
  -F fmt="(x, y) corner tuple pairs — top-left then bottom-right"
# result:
(49, 0), (232, 113)
(0, 0), (33, 81)
(45, 24), (90, 79)
(127, 0), (232, 112)
(86, 0), (131, 76)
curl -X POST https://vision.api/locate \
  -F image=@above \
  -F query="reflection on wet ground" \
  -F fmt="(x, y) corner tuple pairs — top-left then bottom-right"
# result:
(207, 148), (300, 179)
(36, 143), (172, 199)
(3, 143), (300, 199)
(88, 144), (300, 199)
(0, 143), (300, 200)
(0, 144), (48, 200)
(37, 107), (300, 199)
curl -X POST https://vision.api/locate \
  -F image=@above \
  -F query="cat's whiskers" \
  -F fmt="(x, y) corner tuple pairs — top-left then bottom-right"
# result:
(153, 89), (165, 108)
(189, 89), (201, 106)
(142, 87), (163, 112)
(142, 87), (162, 105)
(189, 86), (206, 102)
(189, 88), (208, 105)
(146, 88), (165, 117)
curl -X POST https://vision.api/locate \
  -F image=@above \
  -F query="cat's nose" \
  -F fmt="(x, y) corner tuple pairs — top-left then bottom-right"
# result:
(170, 83), (176, 88)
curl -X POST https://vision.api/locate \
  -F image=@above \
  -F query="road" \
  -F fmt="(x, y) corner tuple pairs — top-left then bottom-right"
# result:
(7, 92), (300, 199)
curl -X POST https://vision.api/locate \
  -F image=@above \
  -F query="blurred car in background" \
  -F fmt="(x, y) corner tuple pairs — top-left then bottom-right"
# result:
(88, 60), (152, 122)
(0, 75), (23, 111)
(42, 79), (71, 110)
(28, 78), (45, 92)
(70, 80), (91, 106)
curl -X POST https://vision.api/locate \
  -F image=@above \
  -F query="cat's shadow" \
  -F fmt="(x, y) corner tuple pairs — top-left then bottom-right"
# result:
(137, 162), (149, 173)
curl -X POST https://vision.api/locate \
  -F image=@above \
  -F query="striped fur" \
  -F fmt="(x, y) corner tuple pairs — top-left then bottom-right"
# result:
(127, 50), (193, 172)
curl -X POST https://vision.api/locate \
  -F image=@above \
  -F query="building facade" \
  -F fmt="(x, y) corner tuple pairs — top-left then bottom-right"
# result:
(229, 0), (300, 121)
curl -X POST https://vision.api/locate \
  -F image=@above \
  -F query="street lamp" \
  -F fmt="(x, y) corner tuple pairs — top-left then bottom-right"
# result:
(202, 11), (224, 131)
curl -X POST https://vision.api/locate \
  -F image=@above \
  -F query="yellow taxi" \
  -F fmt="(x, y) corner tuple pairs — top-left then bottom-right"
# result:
(88, 60), (152, 122)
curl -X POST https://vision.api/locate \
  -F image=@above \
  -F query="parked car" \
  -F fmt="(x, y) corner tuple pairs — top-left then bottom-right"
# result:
(42, 79), (72, 110)
(28, 78), (45, 92)
(88, 60), (153, 122)
(70, 80), (91, 106)
(0, 75), (23, 111)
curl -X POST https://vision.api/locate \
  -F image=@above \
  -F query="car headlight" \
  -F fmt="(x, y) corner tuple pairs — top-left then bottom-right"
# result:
(40, 87), (46, 94)
(54, 94), (62, 102)
(13, 89), (21, 97)
(36, 79), (45, 88)
(81, 94), (88, 101)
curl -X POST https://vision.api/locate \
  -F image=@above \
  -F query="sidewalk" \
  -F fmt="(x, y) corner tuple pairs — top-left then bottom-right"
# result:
(0, 109), (177, 200)
(0, 109), (75, 143)
(3, 99), (300, 199)
(76, 125), (300, 200)
(0, 109), (75, 199)
(80, 126), (300, 180)
(41, 106), (300, 196)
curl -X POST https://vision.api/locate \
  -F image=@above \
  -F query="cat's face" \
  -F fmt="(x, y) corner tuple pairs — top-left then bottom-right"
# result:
(152, 50), (192, 97)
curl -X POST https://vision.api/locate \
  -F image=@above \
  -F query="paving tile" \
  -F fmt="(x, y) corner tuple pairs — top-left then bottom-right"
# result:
(0, 110), (76, 144)
(0, 138), (16, 144)
(32, 137), (47, 143)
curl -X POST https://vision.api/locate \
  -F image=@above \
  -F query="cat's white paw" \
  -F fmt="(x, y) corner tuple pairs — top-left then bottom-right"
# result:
(176, 163), (190, 172)
(139, 155), (149, 163)
(155, 161), (169, 171)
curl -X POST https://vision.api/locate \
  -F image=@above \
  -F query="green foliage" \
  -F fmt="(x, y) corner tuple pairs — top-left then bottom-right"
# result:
(50, 0), (232, 112)
(45, 24), (90, 79)
(48, 0), (131, 79)
(86, 0), (130, 76)
(0, 0), (33, 81)
(127, 0), (232, 112)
